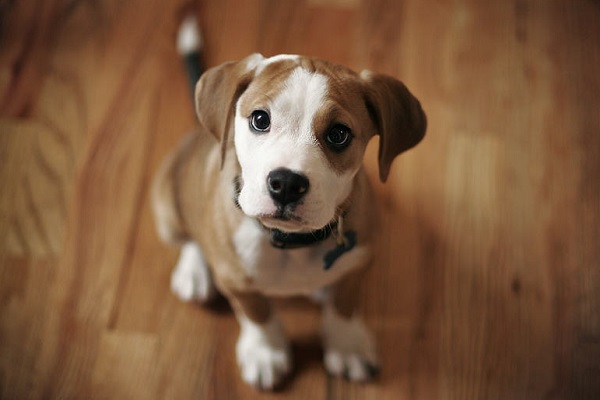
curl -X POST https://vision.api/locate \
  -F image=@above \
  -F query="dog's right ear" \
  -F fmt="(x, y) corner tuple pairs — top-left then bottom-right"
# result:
(195, 53), (264, 167)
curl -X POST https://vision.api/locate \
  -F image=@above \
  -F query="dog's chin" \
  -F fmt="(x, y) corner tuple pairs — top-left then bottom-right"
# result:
(258, 216), (308, 233)
(238, 198), (333, 233)
(258, 215), (330, 233)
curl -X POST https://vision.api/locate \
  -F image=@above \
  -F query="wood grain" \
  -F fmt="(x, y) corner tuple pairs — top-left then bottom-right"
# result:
(1, 0), (599, 399)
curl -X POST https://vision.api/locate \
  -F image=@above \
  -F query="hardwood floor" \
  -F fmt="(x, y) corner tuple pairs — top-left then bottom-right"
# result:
(1, 0), (599, 398)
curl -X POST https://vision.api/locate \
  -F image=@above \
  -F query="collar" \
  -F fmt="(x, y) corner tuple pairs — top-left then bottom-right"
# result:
(268, 216), (358, 271)
(269, 222), (337, 249)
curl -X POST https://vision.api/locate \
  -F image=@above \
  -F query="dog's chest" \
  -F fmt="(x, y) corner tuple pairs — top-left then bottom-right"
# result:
(233, 218), (369, 296)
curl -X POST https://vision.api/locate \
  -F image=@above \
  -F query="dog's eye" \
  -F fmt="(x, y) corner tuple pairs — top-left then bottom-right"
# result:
(250, 110), (271, 133)
(325, 124), (352, 151)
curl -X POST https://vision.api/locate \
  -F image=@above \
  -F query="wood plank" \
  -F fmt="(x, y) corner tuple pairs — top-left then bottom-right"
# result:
(90, 332), (159, 398)
(0, 257), (55, 398)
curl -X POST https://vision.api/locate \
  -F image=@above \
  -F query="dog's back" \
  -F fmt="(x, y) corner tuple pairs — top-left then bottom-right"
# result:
(152, 132), (216, 246)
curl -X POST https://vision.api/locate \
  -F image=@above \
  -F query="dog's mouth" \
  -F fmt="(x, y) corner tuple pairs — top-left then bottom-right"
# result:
(259, 211), (307, 232)
(234, 175), (331, 233)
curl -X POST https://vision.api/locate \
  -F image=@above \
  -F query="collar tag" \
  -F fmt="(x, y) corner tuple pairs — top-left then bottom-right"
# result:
(323, 230), (357, 270)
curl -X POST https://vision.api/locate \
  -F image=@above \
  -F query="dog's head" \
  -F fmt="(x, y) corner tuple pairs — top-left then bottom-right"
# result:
(195, 54), (426, 233)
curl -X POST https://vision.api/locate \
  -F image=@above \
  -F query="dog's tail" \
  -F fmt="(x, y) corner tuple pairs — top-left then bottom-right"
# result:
(150, 14), (204, 246)
(177, 14), (203, 99)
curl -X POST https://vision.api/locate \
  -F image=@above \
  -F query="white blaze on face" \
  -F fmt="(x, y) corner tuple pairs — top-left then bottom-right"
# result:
(254, 54), (299, 75)
(234, 64), (357, 232)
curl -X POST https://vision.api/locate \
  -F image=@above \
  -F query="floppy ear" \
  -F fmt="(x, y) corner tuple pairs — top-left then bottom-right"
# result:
(361, 71), (427, 182)
(195, 53), (264, 167)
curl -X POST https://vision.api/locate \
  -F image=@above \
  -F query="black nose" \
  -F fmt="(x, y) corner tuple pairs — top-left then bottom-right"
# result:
(267, 168), (310, 207)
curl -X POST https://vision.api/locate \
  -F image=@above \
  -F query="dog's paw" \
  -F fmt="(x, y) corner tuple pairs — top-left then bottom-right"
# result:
(322, 307), (379, 382)
(236, 317), (292, 390)
(170, 242), (216, 303)
(324, 348), (379, 382)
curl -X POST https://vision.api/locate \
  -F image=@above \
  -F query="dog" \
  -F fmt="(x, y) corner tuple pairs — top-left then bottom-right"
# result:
(152, 53), (426, 390)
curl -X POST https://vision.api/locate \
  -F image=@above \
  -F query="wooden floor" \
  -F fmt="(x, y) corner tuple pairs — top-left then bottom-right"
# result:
(1, 0), (599, 399)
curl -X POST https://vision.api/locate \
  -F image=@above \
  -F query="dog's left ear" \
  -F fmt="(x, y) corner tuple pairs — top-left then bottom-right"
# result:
(361, 71), (427, 182)
(195, 53), (265, 167)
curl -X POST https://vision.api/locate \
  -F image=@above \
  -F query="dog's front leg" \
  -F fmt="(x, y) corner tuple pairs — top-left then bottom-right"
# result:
(230, 292), (292, 390)
(322, 270), (380, 381)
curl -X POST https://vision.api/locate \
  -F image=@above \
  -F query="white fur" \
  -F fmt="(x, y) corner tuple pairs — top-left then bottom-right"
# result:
(236, 314), (291, 390)
(177, 15), (202, 54)
(322, 303), (379, 381)
(171, 242), (216, 303)
(233, 216), (371, 296)
(254, 54), (299, 75)
(234, 67), (359, 232)
(243, 53), (266, 73)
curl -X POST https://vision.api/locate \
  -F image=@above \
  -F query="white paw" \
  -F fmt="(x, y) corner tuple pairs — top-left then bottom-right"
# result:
(170, 242), (216, 303)
(322, 306), (379, 381)
(236, 316), (292, 390)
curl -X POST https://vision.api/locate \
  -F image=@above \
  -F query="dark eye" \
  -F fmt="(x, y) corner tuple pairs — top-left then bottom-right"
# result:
(250, 110), (270, 132)
(325, 124), (352, 151)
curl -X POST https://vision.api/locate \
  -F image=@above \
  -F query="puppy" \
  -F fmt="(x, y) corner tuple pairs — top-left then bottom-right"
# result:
(152, 53), (426, 390)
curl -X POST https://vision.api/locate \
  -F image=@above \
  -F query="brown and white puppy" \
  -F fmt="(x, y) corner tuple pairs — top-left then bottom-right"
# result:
(152, 53), (426, 390)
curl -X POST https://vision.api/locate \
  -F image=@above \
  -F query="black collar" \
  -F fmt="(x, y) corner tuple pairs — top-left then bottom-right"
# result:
(269, 222), (337, 249)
